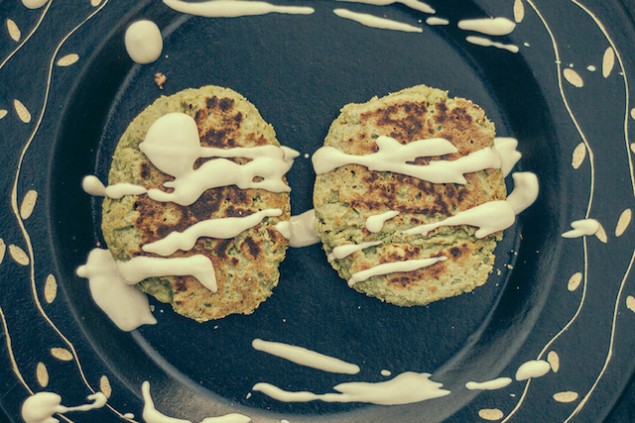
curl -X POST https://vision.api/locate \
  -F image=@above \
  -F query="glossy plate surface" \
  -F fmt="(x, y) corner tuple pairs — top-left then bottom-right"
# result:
(0, 0), (634, 421)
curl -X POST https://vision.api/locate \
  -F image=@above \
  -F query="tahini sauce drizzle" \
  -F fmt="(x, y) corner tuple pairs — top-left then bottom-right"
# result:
(348, 256), (447, 286)
(275, 209), (320, 247)
(365, 210), (400, 233)
(465, 377), (512, 390)
(21, 392), (107, 423)
(252, 371), (449, 405)
(515, 360), (551, 381)
(494, 137), (522, 176)
(329, 241), (382, 260)
(162, 0), (314, 17)
(337, 0), (435, 14)
(143, 209), (282, 255)
(466, 36), (519, 53)
(562, 219), (600, 238)
(252, 339), (361, 374)
(333, 9), (422, 33)
(76, 249), (157, 332)
(312, 135), (500, 184)
(404, 172), (538, 238)
(457, 17), (516, 36)
(86, 113), (298, 206)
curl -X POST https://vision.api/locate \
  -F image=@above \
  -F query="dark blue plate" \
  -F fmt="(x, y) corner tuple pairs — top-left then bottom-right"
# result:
(1, 0), (634, 421)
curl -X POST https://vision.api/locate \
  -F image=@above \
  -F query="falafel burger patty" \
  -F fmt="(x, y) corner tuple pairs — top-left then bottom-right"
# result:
(312, 84), (507, 306)
(102, 85), (291, 322)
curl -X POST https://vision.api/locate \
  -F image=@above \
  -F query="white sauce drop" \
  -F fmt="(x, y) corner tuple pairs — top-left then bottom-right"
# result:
(333, 9), (423, 33)
(313, 135), (501, 184)
(465, 377), (512, 390)
(348, 256), (446, 286)
(76, 249), (157, 332)
(365, 211), (400, 233)
(381, 370), (392, 377)
(138, 113), (296, 205)
(275, 209), (320, 247)
(458, 17), (516, 36)
(162, 0), (314, 17)
(506, 172), (539, 214)
(336, 0), (435, 15)
(493, 137), (521, 176)
(515, 360), (551, 381)
(143, 209), (282, 255)
(252, 339), (360, 374)
(426, 17), (449, 26)
(587, 65), (597, 72)
(21, 392), (107, 423)
(466, 36), (519, 53)
(329, 241), (382, 260)
(252, 371), (449, 405)
(142, 382), (251, 423)
(21, 0), (48, 9)
(562, 219), (600, 238)
(124, 20), (163, 65)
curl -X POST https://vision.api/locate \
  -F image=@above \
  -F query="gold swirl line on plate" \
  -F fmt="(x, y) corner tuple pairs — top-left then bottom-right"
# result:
(561, 0), (634, 419)
(563, 249), (635, 421)
(566, 0), (633, 197)
(500, 0), (596, 419)
(6, 1), (136, 421)
(0, 306), (33, 394)
(0, 0), (53, 71)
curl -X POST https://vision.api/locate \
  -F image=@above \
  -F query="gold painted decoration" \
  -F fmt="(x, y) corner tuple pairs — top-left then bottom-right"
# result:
(8, 244), (29, 266)
(19, 190), (38, 220)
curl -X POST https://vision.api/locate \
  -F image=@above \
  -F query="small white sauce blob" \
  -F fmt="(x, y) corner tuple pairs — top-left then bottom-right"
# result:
(458, 17), (516, 36)
(329, 241), (382, 260)
(252, 339), (360, 374)
(348, 256), (446, 287)
(403, 201), (515, 238)
(21, 0), (49, 9)
(142, 382), (251, 423)
(465, 377), (512, 390)
(426, 17), (449, 26)
(275, 209), (320, 247)
(313, 135), (502, 184)
(587, 65), (597, 72)
(333, 9), (423, 33)
(466, 36), (519, 53)
(143, 209), (282, 255)
(124, 20), (163, 64)
(252, 371), (449, 405)
(515, 360), (551, 381)
(493, 137), (522, 176)
(82, 175), (147, 199)
(381, 370), (392, 377)
(138, 113), (296, 205)
(562, 219), (600, 238)
(76, 249), (157, 332)
(506, 172), (539, 214)
(366, 211), (400, 233)
(163, 0), (314, 17)
(337, 0), (435, 15)
(21, 392), (107, 423)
